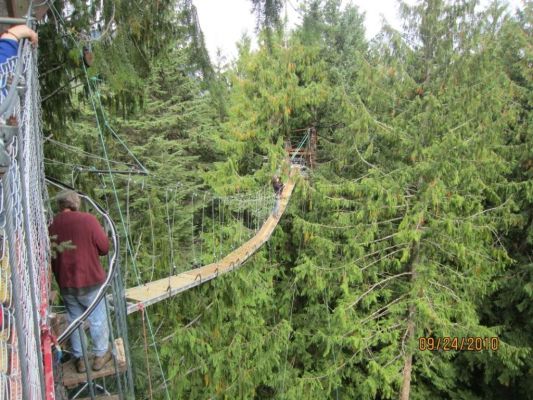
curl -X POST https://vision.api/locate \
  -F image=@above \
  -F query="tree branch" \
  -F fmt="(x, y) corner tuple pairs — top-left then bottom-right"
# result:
(347, 272), (413, 309)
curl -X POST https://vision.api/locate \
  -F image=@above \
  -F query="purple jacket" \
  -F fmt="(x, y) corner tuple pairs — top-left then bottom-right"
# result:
(273, 181), (284, 195)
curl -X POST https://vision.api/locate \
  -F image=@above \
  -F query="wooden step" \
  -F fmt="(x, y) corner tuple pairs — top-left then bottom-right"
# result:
(62, 338), (127, 388)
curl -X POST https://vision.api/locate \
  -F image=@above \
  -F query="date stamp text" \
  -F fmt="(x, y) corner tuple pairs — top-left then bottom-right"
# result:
(418, 336), (499, 351)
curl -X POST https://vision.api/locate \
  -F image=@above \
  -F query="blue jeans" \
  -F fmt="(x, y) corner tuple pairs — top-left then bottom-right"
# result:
(272, 196), (280, 216)
(62, 287), (109, 358)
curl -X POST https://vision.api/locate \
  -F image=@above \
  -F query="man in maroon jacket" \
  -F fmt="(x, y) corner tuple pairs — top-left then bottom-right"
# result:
(49, 190), (111, 373)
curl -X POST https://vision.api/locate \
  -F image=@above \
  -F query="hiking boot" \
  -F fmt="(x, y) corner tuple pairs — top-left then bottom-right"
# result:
(75, 358), (86, 373)
(92, 350), (112, 371)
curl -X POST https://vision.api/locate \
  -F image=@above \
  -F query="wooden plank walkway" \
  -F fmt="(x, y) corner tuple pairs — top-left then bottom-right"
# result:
(125, 167), (299, 314)
(62, 338), (127, 388)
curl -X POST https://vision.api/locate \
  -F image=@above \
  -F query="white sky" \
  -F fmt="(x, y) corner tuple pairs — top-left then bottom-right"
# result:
(193, 0), (525, 61)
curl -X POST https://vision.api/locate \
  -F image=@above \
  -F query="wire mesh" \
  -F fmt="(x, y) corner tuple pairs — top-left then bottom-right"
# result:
(0, 40), (51, 399)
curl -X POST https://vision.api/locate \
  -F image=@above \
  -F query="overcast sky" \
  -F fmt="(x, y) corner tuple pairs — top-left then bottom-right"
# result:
(193, 0), (525, 61)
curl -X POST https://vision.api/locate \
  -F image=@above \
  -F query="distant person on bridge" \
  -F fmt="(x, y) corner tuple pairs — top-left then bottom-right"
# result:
(272, 176), (284, 217)
(49, 190), (112, 373)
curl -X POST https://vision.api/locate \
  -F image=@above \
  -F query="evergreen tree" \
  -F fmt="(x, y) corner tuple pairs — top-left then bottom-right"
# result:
(38, 0), (183, 131)
(39, 1), (533, 398)
(250, 0), (285, 48)
(464, 3), (533, 399)
(200, 1), (531, 399)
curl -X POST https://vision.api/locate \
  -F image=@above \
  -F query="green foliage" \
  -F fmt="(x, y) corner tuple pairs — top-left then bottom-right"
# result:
(188, 1), (531, 399)
(250, 0), (285, 49)
(39, 0), (532, 399)
(114, 45), (223, 283)
(49, 235), (75, 259)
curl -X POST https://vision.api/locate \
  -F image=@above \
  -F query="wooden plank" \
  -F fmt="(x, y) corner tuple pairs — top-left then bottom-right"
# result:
(62, 338), (126, 388)
(126, 274), (197, 302)
(185, 263), (226, 278)
(125, 166), (299, 312)
(126, 272), (210, 313)
(115, 337), (125, 366)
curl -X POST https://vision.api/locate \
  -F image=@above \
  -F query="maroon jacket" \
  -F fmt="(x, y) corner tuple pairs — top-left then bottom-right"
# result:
(49, 210), (109, 290)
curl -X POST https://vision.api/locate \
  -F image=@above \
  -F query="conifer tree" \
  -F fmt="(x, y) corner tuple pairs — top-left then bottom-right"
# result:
(206, 1), (531, 399)
(250, 0), (285, 48)
(40, 1), (533, 398)
(462, 3), (533, 398)
(38, 0), (184, 131)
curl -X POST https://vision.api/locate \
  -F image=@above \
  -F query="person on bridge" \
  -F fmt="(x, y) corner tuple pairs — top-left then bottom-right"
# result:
(271, 176), (284, 217)
(49, 190), (112, 373)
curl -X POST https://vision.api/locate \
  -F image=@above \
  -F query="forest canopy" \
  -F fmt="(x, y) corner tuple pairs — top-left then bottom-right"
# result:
(39, 0), (532, 399)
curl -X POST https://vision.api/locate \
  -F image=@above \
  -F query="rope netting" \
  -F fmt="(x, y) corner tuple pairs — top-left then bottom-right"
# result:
(196, 186), (276, 266)
(0, 39), (51, 399)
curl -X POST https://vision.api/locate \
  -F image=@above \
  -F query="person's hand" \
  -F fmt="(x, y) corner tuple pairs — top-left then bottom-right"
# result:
(1, 25), (38, 47)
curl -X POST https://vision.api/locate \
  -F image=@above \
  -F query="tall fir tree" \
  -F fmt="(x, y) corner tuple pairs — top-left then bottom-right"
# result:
(39, 1), (533, 398)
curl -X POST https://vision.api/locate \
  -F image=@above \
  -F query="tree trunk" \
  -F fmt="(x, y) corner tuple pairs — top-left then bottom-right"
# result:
(400, 242), (420, 400)
(400, 305), (416, 400)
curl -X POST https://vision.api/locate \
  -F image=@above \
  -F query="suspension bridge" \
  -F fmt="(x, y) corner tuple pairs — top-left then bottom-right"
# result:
(124, 168), (297, 314)
(0, 5), (314, 398)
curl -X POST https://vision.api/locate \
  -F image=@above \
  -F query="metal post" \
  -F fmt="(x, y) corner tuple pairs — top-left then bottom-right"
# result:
(79, 326), (96, 399)
(113, 255), (135, 399)
(104, 294), (124, 399)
